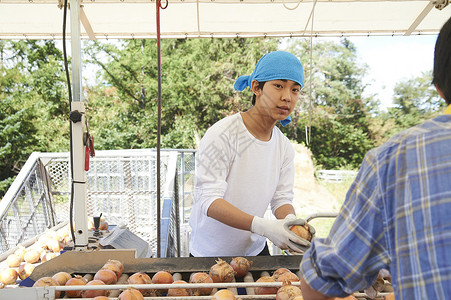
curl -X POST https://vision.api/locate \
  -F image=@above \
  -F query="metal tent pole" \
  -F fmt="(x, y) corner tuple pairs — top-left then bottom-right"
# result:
(69, 0), (88, 250)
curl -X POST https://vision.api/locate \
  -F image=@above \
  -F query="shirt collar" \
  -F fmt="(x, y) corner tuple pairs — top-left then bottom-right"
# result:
(444, 104), (451, 115)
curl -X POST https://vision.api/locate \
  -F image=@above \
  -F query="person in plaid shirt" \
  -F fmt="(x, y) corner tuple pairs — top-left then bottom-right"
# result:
(300, 16), (451, 300)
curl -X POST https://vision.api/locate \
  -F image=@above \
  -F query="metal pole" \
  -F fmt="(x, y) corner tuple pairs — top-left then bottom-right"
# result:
(156, 0), (162, 258)
(70, 0), (88, 250)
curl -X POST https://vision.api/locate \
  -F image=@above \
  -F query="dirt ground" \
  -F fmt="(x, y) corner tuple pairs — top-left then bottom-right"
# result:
(291, 142), (340, 217)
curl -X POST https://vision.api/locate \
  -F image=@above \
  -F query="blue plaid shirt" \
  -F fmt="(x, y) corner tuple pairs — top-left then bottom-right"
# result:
(300, 111), (451, 299)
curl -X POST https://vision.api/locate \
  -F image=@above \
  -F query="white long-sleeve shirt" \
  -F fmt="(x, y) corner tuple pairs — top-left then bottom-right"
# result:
(189, 113), (295, 257)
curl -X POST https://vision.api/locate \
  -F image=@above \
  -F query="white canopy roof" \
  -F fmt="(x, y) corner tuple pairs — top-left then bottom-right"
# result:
(1, 0), (450, 39)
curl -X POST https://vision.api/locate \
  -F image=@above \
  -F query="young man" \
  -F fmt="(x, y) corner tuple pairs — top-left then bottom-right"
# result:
(300, 16), (451, 299)
(189, 51), (315, 257)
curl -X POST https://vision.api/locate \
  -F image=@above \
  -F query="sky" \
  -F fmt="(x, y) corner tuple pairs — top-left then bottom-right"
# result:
(347, 34), (438, 110)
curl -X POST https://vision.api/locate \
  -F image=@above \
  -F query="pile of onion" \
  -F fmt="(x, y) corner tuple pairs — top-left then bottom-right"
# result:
(0, 268), (18, 285)
(211, 289), (236, 300)
(189, 272), (214, 296)
(275, 281), (302, 300)
(289, 224), (312, 241)
(118, 288), (145, 300)
(65, 275), (87, 298)
(254, 276), (277, 295)
(229, 257), (252, 277)
(167, 280), (190, 297)
(128, 272), (154, 296)
(209, 258), (236, 283)
(33, 277), (61, 298)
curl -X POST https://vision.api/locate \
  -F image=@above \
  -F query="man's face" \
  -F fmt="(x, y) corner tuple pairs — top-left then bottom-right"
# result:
(254, 79), (301, 122)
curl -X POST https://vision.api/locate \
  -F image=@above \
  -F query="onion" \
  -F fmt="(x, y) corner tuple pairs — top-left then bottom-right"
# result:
(189, 272), (214, 296)
(167, 280), (190, 296)
(289, 224), (312, 241)
(33, 277), (61, 298)
(118, 288), (145, 300)
(384, 292), (395, 300)
(272, 268), (291, 279)
(93, 297), (110, 300)
(254, 276), (277, 295)
(46, 238), (64, 253)
(65, 275), (87, 298)
(52, 271), (72, 286)
(99, 221), (109, 231)
(211, 289), (236, 300)
(18, 263), (35, 280)
(102, 262), (122, 279)
(14, 246), (27, 261)
(41, 251), (58, 262)
(274, 271), (299, 283)
(94, 268), (118, 284)
(276, 282), (302, 300)
(334, 295), (358, 300)
(209, 258), (235, 283)
(57, 227), (69, 241)
(152, 270), (174, 295)
(82, 279), (107, 298)
(44, 229), (59, 241)
(106, 259), (124, 275)
(0, 268), (18, 285)
(24, 248), (41, 264)
(6, 254), (22, 268)
(230, 257), (252, 277)
(128, 272), (154, 296)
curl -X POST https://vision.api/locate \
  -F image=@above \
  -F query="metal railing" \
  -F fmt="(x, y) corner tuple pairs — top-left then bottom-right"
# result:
(0, 149), (196, 257)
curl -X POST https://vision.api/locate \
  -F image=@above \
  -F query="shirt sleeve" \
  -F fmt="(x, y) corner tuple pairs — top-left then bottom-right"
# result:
(270, 139), (295, 215)
(194, 122), (235, 216)
(300, 149), (391, 297)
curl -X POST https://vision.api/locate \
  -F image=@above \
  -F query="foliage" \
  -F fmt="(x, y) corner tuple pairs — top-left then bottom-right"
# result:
(379, 71), (443, 139)
(84, 38), (278, 150)
(0, 37), (444, 197)
(282, 38), (374, 169)
(0, 40), (68, 197)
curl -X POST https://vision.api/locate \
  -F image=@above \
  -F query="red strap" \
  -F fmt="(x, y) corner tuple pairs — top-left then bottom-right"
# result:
(85, 145), (90, 171)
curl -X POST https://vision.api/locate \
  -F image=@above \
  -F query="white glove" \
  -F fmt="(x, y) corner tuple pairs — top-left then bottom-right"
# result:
(251, 216), (312, 253)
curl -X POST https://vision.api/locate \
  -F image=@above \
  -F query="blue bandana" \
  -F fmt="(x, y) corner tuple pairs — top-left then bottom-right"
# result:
(234, 51), (304, 127)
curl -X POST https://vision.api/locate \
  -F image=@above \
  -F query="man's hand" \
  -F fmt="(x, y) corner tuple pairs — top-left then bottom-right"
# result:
(251, 216), (312, 253)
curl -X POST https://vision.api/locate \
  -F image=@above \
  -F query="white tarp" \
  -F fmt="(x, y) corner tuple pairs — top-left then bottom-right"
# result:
(0, 0), (450, 39)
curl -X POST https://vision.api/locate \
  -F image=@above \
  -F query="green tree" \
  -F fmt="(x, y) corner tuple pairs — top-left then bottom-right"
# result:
(381, 71), (443, 139)
(282, 38), (374, 169)
(0, 40), (68, 197)
(84, 38), (279, 150)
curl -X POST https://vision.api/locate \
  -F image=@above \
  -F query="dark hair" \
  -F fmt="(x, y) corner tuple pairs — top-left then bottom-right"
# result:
(432, 16), (451, 105)
(252, 81), (267, 105)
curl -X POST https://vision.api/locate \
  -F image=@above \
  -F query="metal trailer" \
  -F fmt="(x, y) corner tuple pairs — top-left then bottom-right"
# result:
(0, 249), (393, 299)
(0, 149), (196, 258)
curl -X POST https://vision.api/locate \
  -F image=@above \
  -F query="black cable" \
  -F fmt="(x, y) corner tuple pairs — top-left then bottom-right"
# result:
(62, 0), (76, 246)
